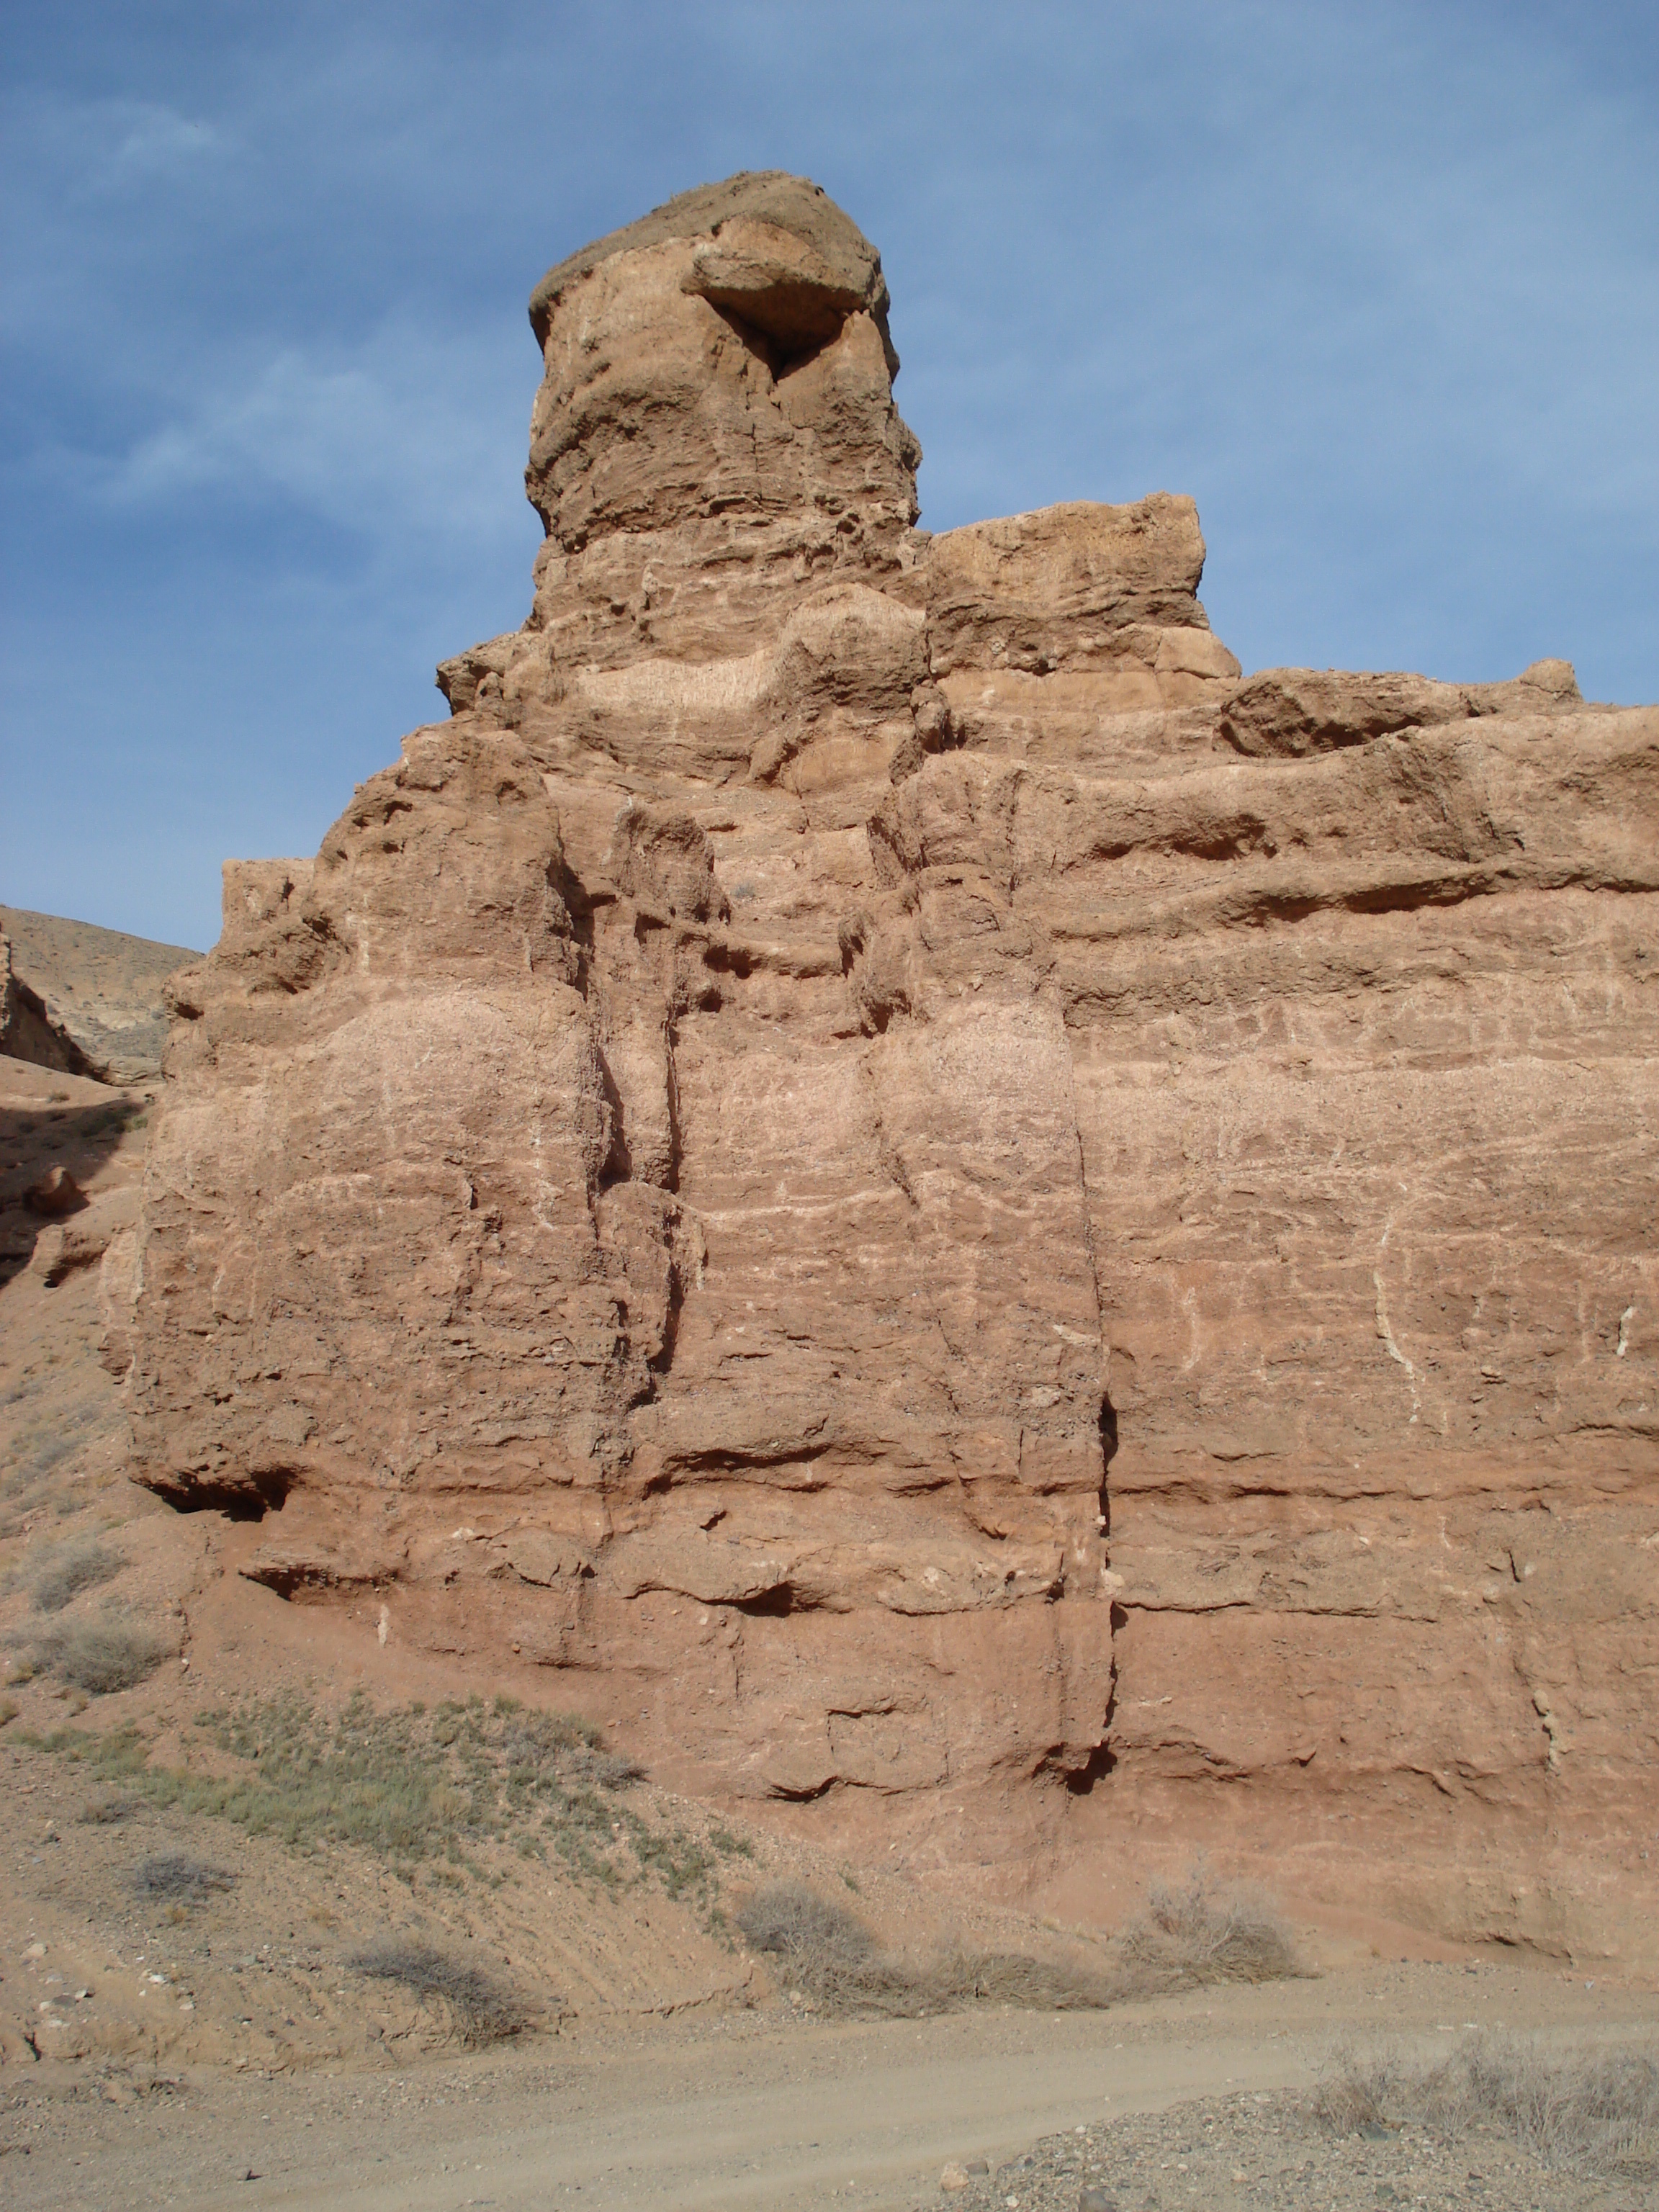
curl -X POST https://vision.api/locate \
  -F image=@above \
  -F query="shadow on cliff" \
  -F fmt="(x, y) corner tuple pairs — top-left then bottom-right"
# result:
(1098, 1393), (1119, 1537)
(0, 1088), (146, 1287)
(1065, 1390), (1121, 1797)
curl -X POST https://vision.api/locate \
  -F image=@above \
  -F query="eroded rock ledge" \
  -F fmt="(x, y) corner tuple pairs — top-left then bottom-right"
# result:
(121, 174), (1658, 1956)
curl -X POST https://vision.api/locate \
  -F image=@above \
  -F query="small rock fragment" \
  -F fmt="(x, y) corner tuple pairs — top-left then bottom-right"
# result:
(26, 1164), (84, 1216)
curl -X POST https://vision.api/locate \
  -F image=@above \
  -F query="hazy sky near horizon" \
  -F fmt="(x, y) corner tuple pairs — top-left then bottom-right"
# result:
(3, 1), (1655, 949)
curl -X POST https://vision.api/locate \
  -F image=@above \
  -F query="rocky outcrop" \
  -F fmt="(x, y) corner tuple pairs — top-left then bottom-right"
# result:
(124, 174), (1658, 1956)
(1, 906), (198, 1082)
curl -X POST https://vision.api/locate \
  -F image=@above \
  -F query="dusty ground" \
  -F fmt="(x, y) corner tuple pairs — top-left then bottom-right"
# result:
(3, 1051), (1655, 2211)
(2, 1966), (1655, 2210)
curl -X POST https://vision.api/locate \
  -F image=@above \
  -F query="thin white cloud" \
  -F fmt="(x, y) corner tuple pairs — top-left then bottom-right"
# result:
(98, 102), (225, 188)
(4, 90), (230, 199)
(94, 323), (531, 552)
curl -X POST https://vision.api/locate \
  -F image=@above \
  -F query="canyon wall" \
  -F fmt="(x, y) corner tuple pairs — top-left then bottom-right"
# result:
(120, 173), (1658, 1954)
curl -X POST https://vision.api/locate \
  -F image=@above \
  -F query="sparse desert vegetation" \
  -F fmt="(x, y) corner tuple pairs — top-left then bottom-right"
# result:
(24, 1689), (747, 1912)
(27, 1613), (167, 1693)
(29, 1534), (125, 1611)
(346, 1936), (531, 2046)
(734, 1867), (1300, 2020)
(131, 1848), (237, 1902)
(1316, 2028), (1659, 2182)
(1114, 1865), (1300, 1990)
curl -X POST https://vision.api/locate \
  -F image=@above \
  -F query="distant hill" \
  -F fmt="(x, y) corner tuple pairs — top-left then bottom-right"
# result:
(0, 904), (200, 1084)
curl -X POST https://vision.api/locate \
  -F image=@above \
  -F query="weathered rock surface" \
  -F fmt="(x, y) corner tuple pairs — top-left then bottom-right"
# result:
(123, 173), (1658, 1958)
(1, 904), (198, 1082)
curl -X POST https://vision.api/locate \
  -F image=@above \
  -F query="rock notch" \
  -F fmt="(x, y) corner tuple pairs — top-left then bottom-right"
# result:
(122, 174), (1658, 1956)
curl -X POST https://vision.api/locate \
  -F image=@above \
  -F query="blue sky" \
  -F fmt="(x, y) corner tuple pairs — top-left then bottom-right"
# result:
(3, 1), (1655, 949)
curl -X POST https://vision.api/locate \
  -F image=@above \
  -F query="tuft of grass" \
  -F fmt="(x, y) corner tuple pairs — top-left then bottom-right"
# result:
(132, 1851), (235, 1902)
(32, 1538), (125, 1614)
(80, 1792), (141, 1824)
(1316, 2031), (1659, 2180)
(0, 1696), (17, 1729)
(33, 1618), (166, 1694)
(346, 1938), (531, 2046)
(1113, 1869), (1299, 1992)
(567, 1748), (647, 1789)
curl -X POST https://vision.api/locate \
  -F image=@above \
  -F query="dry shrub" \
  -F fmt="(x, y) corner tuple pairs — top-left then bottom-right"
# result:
(132, 1851), (235, 1902)
(736, 1884), (1116, 2019)
(347, 1937), (531, 2046)
(1114, 1869), (1299, 1994)
(737, 1882), (873, 1972)
(81, 1792), (142, 1824)
(35, 1618), (166, 1694)
(737, 1867), (1301, 2022)
(1316, 2031), (1659, 2181)
(938, 1950), (1119, 2010)
(565, 1748), (647, 1789)
(32, 1539), (125, 1614)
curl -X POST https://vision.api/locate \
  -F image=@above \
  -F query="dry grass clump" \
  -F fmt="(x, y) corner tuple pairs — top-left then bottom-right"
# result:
(736, 1867), (1300, 2022)
(737, 1883), (1118, 2019)
(1316, 2032), (1659, 2181)
(738, 1881), (874, 1973)
(1114, 1868), (1299, 1992)
(565, 1747), (647, 1789)
(30, 1537), (125, 1613)
(33, 1617), (166, 1693)
(737, 1882), (929, 2015)
(346, 1937), (531, 2046)
(1, 1398), (106, 1502)
(81, 1791), (141, 1824)
(132, 1851), (236, 1902)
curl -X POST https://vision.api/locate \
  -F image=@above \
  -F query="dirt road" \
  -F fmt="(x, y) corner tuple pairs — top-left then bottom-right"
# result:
(13, 1963), (1655, 2211)
(233, 2024), (1302, 2211)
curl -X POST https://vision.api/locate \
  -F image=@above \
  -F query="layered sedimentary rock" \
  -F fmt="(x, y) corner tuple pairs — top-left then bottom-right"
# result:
(122, 174), (1658, 1949)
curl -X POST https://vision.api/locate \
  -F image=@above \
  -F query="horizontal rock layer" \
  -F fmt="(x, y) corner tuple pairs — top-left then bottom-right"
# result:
(123, 174), (1658, 1957)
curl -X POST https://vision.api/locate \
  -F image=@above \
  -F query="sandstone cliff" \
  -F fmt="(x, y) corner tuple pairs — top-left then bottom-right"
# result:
(120, 174), (1658, 1956)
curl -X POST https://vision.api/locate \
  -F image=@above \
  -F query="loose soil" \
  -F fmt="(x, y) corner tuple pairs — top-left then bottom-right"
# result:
(2, 1968), (1655, 2210)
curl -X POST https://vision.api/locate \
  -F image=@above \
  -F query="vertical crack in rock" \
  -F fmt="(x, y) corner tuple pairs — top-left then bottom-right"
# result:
(1372, 1264), (1422, 1424)
(121, 171), (1659, 1930)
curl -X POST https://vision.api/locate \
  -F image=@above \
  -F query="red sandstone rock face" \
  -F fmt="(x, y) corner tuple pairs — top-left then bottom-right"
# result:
(123, 173), (1658, 1954)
